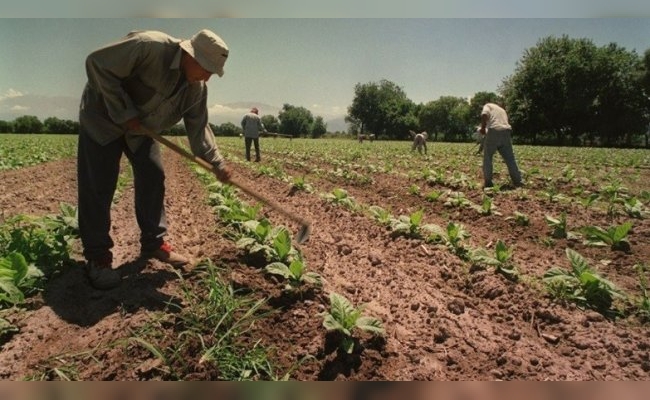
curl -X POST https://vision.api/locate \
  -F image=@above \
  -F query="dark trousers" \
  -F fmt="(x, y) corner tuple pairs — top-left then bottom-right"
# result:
(244, 137), (260, 161)
(77, 129), (167, 263)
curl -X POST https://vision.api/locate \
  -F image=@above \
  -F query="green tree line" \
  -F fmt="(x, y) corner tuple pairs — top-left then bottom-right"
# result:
(3, 35), (649, 147)
(348, 35), (650, 147)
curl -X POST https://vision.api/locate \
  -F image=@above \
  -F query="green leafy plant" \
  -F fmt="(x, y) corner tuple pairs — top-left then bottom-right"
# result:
(582, 222), (633, 252)
(389, 209), (437, 239)
(506, 211), (530, 226)
(543, 248), (625, 315)
(472, 195), (501, 216)
(321, 292), (384, 354)
(579, 193), (600, 210)
(0, 252), (44, 306)
(471, 240), (519, 280)
(290, 176), (314, 193)
(427, 222), (470, 258)
(634, 264), (650, 322)
(443, 191), (471, 208)
(544, 212), (574, 239)
(424, 190), (443, 202)
(408, 184), (420, 196)
(237, 223), (298, 264)
(624, 197), (646, 219)
(368, 205), (392, 227)
(322, 188), (358, 210)
(265, 254), (323, 292)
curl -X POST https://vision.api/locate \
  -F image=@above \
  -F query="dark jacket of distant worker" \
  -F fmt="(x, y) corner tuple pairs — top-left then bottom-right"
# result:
(77, 29), (231, 289)
(240, 107), (266, 162)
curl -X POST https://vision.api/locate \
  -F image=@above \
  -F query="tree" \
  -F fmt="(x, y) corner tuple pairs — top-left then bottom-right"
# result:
(13, 115), (43, 134)
(261, 115), (279, 133)
(591, 43), (647, 147)
(311, 116), (327, 138)
(348, 79), (418, 140)
(0, 120), (13, 133)
(215, 122), (241, 137)
(43, 117), (77, 134)
(278, 104), (314, 137)
(501, 35), (648, 146)
(469, 91), (501, 123)
(418, 96), (470, 142)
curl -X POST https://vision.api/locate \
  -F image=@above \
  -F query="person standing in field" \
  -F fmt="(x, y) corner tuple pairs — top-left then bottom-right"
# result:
(479, 102), (523, 189)
(241, 107), (266, 162)
(410, 130), (428, 154)
(77, 29), (232, 290)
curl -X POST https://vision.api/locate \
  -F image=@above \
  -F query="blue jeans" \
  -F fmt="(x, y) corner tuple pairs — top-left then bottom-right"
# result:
(482, 128), (522, 187)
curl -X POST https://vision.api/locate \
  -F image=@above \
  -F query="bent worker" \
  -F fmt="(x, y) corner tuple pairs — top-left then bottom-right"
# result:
(410, 130), (428, 154)
(77, 29), (232, 289)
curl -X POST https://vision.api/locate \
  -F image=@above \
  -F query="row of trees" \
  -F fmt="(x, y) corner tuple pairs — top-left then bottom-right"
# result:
(0, 116), (79, 135)
(1, 105), (329, 139)
(3, 35), (649, 147)
(347, 35), (650, 147)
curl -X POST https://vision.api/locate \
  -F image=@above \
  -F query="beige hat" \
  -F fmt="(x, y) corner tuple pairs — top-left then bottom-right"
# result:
(180, 29), (229, 77)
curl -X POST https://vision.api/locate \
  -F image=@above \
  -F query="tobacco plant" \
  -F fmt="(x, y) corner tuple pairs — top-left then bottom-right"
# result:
(624, 197), (646, 219)
(265, 254), (322, 292)
(389, 209), (437, 239)
(290, 176), (314, 193)
(322, 188), (358, 211)
(427, 222), (470, 259)
(471, 240), (518, 280)
(544, 212), (575, 239)
(543, 248), (625, 315)
(506, 211), (530, 226)
(368, 206), (392, 227)
(237, 223), (298, 265)
(634, 264), (650, 322)
(321, 292), (384, 354)
(582, 221), (633, 252)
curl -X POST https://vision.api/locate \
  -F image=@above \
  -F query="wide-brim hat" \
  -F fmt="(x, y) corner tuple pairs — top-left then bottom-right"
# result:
(180, 29), (229, 77)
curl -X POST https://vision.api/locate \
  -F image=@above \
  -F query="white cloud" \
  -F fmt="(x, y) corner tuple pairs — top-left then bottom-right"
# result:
(0, 88), (25, 101)
(10, 105), (29, 111)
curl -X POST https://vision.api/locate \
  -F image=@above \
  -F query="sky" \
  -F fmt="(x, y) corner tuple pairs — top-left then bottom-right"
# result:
(1, 17), (649, 131)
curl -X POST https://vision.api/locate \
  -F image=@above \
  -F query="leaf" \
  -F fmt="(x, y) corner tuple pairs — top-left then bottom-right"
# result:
(322, 314), (349, 335)
(288, 259), (305, 279)
(355, 316), (385, 335)
(273, 229), (292, 261)
(264, 262), (291, 279)
(612, 221), (632, 242)
(566, 248), (589, 274)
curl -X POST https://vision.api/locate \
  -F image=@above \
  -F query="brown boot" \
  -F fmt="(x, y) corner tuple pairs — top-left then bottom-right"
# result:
(141, 242), (190, 268)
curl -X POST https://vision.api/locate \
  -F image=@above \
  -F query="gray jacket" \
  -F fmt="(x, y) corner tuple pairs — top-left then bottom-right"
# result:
(79, 30), (223, 164)
(241, 112), (266, 138)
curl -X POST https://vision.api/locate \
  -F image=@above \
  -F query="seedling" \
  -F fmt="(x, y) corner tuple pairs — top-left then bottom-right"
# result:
(543, 248), (625, 315)
(582, 222), (633, 252)
(389, 209), (437, 239)
(265, 254), (323, 292)
(321, 292), (384, 354)
(545, 212), (570, 239)
(368, 206), (392, 227)
(471, 240), (519, 281)
(506, 211), (530, 226)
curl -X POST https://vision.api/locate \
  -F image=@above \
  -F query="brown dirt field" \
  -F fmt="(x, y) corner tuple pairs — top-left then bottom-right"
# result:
(0, 142), (649, 380)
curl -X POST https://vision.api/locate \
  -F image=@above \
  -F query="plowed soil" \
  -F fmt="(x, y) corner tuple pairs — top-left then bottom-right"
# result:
(1, 140), (649, 380)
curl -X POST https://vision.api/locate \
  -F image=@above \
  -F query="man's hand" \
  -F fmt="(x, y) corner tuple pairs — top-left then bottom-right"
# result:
(123, 118), (145, 135)
(212, 162), (232, 183)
